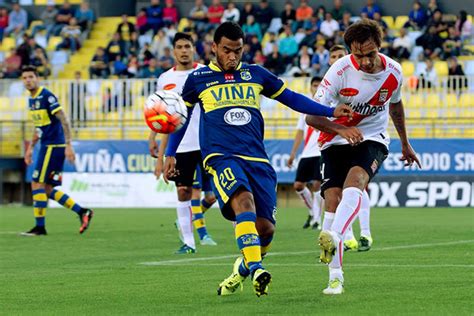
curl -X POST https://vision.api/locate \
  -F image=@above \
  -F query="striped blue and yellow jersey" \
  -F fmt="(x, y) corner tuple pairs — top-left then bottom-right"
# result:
(28, 87), (65, 145)
(181, 62), (286, 165)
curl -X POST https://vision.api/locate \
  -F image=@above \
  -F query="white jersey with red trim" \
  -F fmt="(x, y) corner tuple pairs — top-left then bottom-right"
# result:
(313, 53), (403, 150)
(157, 63), (204, 153)
(296, 113), (321, 158)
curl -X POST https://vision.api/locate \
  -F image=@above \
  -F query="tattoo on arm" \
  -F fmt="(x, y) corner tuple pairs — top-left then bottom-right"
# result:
(389, 101), (409, 144)
(55, 110), (72, 144)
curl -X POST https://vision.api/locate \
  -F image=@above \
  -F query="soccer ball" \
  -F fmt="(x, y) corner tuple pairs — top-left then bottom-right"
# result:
(143, 90), (188, 134)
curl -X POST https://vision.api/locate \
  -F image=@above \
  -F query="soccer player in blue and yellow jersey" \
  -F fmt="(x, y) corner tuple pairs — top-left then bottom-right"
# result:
(163, 22), (353, 297)
(20, 66), (93, 236)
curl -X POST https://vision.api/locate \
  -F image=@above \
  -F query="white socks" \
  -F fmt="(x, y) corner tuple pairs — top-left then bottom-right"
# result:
(311, 191), (323, 225)
(344, 225), (355, 241)
(328, 231), (344, 281)
(296, 187), (313, 214)
(359, 190), (371, 237)
(331, 187), (363, 236)
(177, 200), (195, 249)
(322, 211), (334, 231)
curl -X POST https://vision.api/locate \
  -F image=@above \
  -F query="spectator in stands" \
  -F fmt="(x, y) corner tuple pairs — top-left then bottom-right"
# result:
(189, 0), (208, 34)
(75, 2), (94, 31)
(248, 34), (262, 54)
(112, 55), (128, 77)
(52, 1), (74, 36)
(117, 14), (136, 44)
(30, 47), (51, 78)
(146, 0), (164, 35)
(287, 44), (312, 77)
(390, 28), (412, 60)
(127, 55), (139, 77)
(280, 2), (296, 28)
(31, 5), (56, 39)
(2, 48), (21, 78)
(69, 70), (87, 127)
(361, 0), (380, 19)
(221, 1), (240, 23)
(106, 32), (125, 63)
(380, 28), (394, 56)
(241, 43), (254, 63)
(4, 3), (27, 38)
(404, 1), (427, 31)
(139, 42), (155, 66)
(255, 0), (274, 33)
(136, 8), (148, 35)
(163, 0), (179, 26)
(151, 28), (171, 57)
(89, 47), (109, 78)
(159, 46), (174, 71)
(264, 43), (285, 75)
(239, 2), (255, 26)
(416, 25), (443, 59)
(442, 26), (461, 59)
(207, 0), (224, 27)
(0, 7), (8, 43)
(426, 0), (441, 20)
(331, 0), (348, 22)
(311, 42), (329, 77)
(16, 34), (32, 66)
(447, 57), (468, 93)
(295, 0), (313, 32)
(139, 57), (163, 78)
(263, 31), (277, 56)
(315, 5), (326, 21)
(253, 50), (265, 65)
(56, 17), (82, 53)
(242, 15), (262, 42)
(278, 26), (298, 64)
(455, 10), (472, 44)
(427, 9), (447, 36)
(320, 12), (339, 39)
(372, 12), (387, 32)
(416, 59), (438, 90)
(339, 11), (352, 32)
(127, 31), (140, 56)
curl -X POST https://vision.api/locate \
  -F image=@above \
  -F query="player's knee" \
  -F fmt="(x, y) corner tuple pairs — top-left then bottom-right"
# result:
(312, 181), (321, 192)
(345, 167), (369, 190)
(177, 186), (192, 201)
(294, 181), (305, 191)
(204, 194), (216, 205)
(44, 185), (54, 196)
(31, 182), (45, 191)
(324, 193), (339, 212)
(232, 189), (255, 213)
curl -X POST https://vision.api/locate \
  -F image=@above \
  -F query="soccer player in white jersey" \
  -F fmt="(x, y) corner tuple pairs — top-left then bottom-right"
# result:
(288, 77), (324, 230)
(148, 32), (217, 254)
(306, 19), (421, 294)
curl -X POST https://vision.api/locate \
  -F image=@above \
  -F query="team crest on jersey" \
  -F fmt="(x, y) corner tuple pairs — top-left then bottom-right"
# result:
(48, 96), (56, 103)
(378, 89), (389, 103)
(35, 101), (41, 109)
(240, 70), (252, 81)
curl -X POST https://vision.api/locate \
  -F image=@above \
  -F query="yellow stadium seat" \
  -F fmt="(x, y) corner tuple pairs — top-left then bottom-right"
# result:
(47, 36), (63, 51)
(86, 96), (102, 111)
(459, 93), (474, 107)
(426, 94), (440, 107)
(177, 18), (191, 32)
(407, 109), (422, 118)
(443, 108), (458, 118)
(434, 61), (448, 76)
(410, 127), (427, 138)
(1, 37), (15, 52)
(463, 128), (474, 138)
(401, 61), (415, 76)
(444, 93), (458, 107)
(394, 16), (409, 29)
(382, 16), (395, 29)
(424, 109), (439, 118)
(408, 94), (423, 108)
(433, 128), (445, 138)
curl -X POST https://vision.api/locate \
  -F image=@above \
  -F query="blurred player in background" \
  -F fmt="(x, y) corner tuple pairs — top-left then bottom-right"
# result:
(287, 76), (323, 230)
(21, 65), (93, 236)
(149, 32), (217, 254)
(307, 19), (421, 295)
(163, 22), (353, 297)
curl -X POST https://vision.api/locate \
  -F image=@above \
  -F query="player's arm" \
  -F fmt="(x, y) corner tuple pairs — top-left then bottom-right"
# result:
(154, 134), (169, 179)
(148, 131), (159, 157)
(55, 109), (76, 163)
(306, 116), (363, 146)
(24, 129), (40, 165)
(288, 116), (304, 168)
(389, 100), (421, 168)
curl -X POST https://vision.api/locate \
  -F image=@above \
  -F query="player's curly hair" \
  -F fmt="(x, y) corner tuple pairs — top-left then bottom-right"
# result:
(214, 22), (244, 44)
(344, 19), (382, 49)
(21, 65), (39, 76)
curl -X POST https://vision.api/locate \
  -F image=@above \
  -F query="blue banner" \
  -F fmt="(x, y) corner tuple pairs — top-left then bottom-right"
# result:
(26, 139), (474, 183)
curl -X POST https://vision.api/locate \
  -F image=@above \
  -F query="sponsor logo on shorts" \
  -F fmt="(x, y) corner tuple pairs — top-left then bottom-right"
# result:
(224, 108), (252, 126)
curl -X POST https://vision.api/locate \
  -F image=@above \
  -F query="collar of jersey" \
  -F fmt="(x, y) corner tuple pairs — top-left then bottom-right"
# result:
(31, 86), (44, 99)
(350, 54), (387, 71)
(209, 61), (242, 72)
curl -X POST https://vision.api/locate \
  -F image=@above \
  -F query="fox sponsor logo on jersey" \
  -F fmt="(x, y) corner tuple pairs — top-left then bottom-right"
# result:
(224, 108), (252, 125)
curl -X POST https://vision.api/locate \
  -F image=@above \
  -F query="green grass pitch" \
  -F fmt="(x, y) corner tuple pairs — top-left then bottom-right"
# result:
(1, 206), (472, 315)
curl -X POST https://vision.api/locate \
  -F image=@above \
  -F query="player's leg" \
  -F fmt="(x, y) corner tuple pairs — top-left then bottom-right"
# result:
(310, 181), (322, 229)
(358, 189), (373, 251)
(294, 158), (313, 228)
(21, 181), (49, 236)
(201, 191), (216, 214)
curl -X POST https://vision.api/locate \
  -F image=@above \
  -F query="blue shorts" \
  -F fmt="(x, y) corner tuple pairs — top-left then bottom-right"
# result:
(192, 164), (213, 192)
(31, 144), (65, 186)
(205, 156), (277, 224)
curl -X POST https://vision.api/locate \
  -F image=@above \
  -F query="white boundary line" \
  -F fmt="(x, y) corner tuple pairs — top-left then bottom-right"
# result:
(139, 239), (474, 266)
(167, 263), (474, 268)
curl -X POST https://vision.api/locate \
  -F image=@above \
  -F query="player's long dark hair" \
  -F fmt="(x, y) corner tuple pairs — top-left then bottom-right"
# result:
(343, 19), (382, 49)
(214, 22), (244, 44)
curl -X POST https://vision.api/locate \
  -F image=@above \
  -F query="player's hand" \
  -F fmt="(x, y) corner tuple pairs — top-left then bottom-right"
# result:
(287, 154), (295, 168)
(334, 104), (353, 119)
(148, 139), (159, 158)
(24, 146), (33, 165)
(163, 156), (177, 184)
(336, 126), (363, 145)
(65, 144), (76, 163)
(400, 143), (422, 168)
(154, 156), (164, 179)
